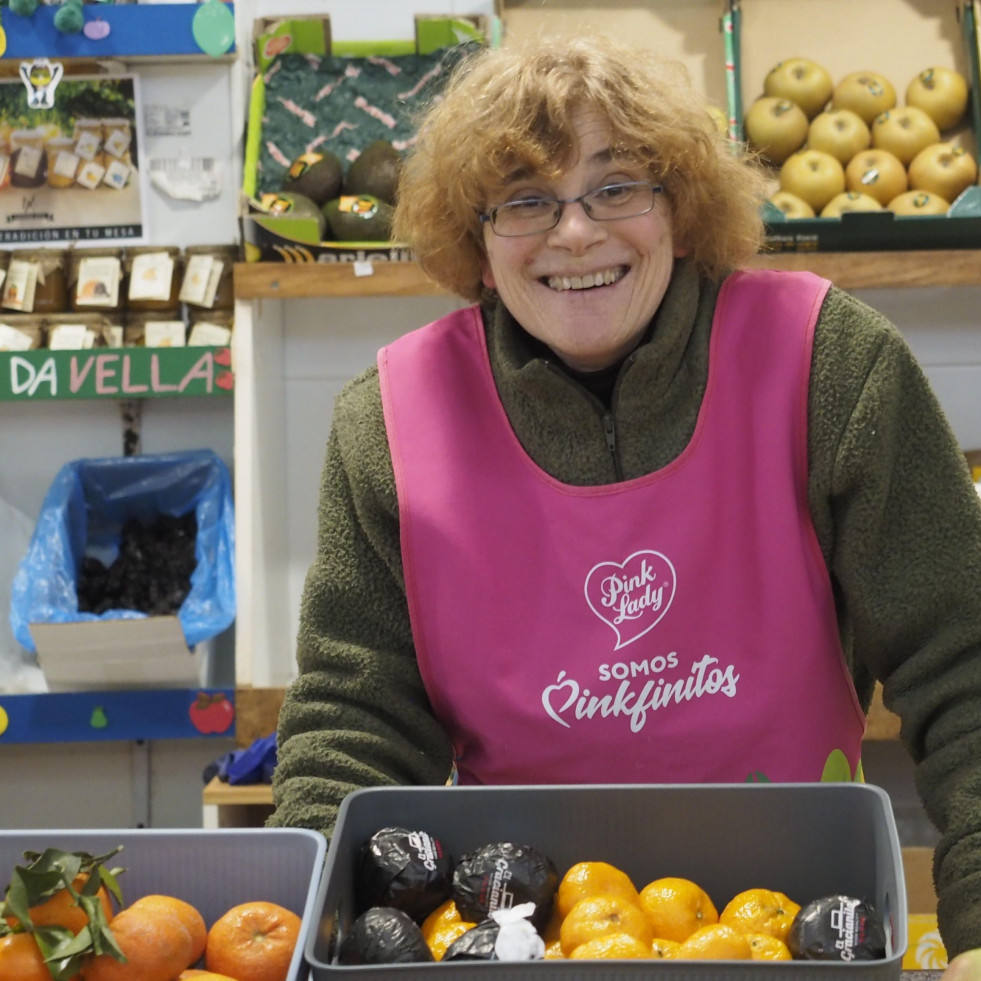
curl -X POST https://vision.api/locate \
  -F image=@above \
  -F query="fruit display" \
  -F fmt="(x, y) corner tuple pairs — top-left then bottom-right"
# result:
(0, 846), (302, 981)
(744, 58), (978, 220)
(256, 140), (402, 244)
(347, 827), (888, 964)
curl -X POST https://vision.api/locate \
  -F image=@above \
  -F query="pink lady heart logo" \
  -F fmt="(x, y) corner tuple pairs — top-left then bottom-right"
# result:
(585, 550), (676, 650)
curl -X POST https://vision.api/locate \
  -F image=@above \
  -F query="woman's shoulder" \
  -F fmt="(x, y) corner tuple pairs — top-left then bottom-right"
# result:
(811, 283), (912, 377)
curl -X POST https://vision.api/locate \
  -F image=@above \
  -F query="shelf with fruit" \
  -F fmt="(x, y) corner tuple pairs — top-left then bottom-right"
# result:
(742, 53), (980, 232)
(749, 60), (977, 220)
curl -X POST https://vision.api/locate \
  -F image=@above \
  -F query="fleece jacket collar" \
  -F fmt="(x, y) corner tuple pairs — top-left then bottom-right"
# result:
(483, 258), (724, 485)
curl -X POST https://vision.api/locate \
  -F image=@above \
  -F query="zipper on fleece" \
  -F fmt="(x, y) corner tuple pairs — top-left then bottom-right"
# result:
(602, 412), (624, 481)
(541, 352), (634, 482)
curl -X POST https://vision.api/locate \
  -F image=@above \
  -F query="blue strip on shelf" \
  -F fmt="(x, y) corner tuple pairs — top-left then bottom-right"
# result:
(0, 3), (236, 60)
(0, 688), (236, 743)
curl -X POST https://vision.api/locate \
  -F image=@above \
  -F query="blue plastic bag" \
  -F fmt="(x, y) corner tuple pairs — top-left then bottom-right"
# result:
(10, 449), (235, 653)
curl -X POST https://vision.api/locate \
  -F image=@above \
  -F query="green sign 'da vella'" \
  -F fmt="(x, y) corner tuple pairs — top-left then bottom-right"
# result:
(1, 347), (234, 401)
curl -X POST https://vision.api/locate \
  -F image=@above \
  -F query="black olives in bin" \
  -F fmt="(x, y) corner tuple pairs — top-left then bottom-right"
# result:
(788, 895), (887, 961)
(451, 842), (558, 931)
(357, 826), (453, 922)
(340, 907), (435, 964)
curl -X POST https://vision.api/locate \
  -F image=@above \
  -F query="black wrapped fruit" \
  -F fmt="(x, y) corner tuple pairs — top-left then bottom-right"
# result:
(442, 903), (545, 962)
(452, 842), (558, 932)
(357, 827), (453, 922)
(788, 895), (887, 961)
(339, 907), (435, 964)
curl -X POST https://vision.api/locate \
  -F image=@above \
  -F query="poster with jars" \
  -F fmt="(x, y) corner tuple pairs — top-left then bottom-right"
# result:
(0, 69), (145, 247)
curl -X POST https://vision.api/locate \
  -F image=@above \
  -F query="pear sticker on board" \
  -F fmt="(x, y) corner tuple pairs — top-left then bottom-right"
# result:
(192, 0), (235, 58)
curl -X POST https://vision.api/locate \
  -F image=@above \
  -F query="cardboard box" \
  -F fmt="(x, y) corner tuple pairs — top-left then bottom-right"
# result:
(307, 782), (907, 980)
(904, 914), (949, 970)
(728, 0), (981, 251)
(241, 15), (494, 264)
(0, 827), (326, 981)
(32, 616), (208, 691)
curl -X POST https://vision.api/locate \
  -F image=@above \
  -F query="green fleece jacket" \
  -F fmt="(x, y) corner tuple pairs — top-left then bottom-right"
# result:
(269, 259), (981, 957)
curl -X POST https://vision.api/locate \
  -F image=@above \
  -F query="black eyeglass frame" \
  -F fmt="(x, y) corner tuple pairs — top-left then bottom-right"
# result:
(478, 180), (664, 237)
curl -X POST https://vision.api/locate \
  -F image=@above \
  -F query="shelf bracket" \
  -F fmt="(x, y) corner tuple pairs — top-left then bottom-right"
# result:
(119, 399), (142, 456)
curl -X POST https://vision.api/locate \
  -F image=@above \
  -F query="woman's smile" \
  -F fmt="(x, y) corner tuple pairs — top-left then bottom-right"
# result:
(543, 265), (628, 291)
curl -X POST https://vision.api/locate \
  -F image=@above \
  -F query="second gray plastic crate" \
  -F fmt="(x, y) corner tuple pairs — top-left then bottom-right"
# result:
(307, 782), (906, 981)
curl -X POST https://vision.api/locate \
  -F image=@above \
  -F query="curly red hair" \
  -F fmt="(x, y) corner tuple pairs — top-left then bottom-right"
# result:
(392, 34), (768, 301)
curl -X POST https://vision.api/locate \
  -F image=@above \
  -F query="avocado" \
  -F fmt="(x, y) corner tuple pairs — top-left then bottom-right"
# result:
(256, 191), (327, 243)
(343, 141), (403, 205)
(323, 194), (394, 242)
(282, 150), (344, 207)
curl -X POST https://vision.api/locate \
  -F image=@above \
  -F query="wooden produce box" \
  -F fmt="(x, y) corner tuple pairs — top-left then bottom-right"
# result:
(241, 13), (494, 264)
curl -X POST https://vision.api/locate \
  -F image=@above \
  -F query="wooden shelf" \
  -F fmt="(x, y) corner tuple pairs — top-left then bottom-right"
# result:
(236, 250), (981, 301)
(748, 250), (981, 289)
(234, 261), (446, 300)
(203, 775), (273, 807)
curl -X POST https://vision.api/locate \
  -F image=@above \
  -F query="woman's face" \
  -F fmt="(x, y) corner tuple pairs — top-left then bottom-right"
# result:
(481, 107), (686, 372)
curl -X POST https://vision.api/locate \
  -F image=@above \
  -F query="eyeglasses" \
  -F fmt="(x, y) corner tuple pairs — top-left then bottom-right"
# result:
(479, 180), (663, 237)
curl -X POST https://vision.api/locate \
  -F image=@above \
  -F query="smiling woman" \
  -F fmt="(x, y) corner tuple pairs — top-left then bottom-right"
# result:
(270, 33), (981, 973)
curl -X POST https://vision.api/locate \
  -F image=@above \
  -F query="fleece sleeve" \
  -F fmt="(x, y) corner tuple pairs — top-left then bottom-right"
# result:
(267, 366), (454, 841)
(808, 287), (981, 958)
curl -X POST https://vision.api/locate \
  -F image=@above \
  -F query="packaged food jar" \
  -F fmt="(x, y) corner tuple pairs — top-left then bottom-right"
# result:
(102, 118), (133, 162)
(46, 311), (123, 349)
(125, 246), (183, 311)
(0, 313), (45, 351)
(123, 309), (186, 348)
(45, 136), (80, 189)
(10, 129), (47, 188)
(67, 246), (124, 312)
(187, 307), (233, 346)
(72, 118), (103, 161)
(180, 244), (239, 311)
(3, 248), (68, 314)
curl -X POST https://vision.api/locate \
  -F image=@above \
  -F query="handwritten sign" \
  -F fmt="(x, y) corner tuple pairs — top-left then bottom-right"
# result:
(0, 347), (233, 401)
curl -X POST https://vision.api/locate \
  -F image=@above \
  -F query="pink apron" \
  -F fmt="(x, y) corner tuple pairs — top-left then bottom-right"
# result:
(378, 269), (866, 785)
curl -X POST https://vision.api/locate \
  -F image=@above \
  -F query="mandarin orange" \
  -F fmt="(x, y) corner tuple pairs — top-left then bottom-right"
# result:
(178, 972), (240, 980)
(556, 862), (640, 919)
(746, 932), (793, 960)
(673, 923), (752, 960)
(637, 877), (718, 943)
(719, 888), (801, 942)
(420, 900), (476, 961)
(560, 895), (653, 956)
(130, 895), (207, 964)
(568, 932), (651, 959)
(205, 900), (301, 981)
(0, 930), (82, 981)
(651, 937), (680, 959)
(79, 897), (195, 981)
(5, 873), (113, 935)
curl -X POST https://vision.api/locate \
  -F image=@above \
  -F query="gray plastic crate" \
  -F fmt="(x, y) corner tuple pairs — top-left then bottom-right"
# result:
(0, 827), (326, 981)
(308, 783), (906, 981)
